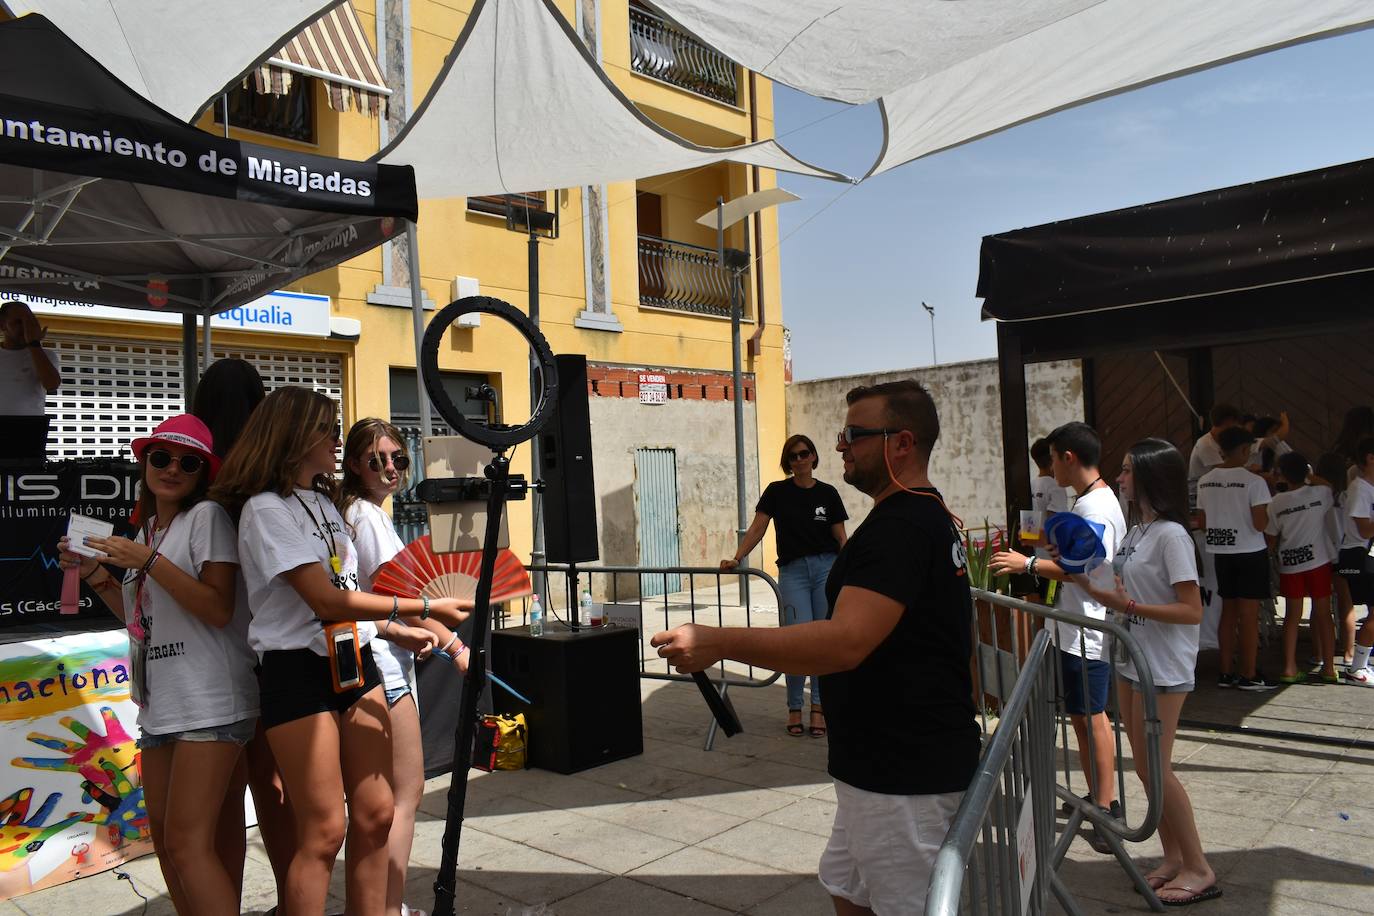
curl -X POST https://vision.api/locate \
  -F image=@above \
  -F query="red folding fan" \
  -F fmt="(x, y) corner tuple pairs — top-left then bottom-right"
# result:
(371, 536), (532, 604)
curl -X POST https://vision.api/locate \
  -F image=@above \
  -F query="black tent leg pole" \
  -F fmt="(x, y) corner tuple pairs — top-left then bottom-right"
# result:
(432, 453), (511, 916)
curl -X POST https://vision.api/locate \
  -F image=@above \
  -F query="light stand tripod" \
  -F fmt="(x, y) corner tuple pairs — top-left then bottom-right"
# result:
(416, 297), (558, 916)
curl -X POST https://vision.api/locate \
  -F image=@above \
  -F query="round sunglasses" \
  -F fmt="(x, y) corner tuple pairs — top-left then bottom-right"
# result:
(367, 450), (410, 473)
(147, 448), (205, 474)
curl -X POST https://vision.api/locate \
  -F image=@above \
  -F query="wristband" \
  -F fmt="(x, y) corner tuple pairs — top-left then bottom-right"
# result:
(1126, 599), (1137, 614)
(142, 552), (161, 576)
(385, 597), (400, 633)
(1023, 555), (1033, 575)
(1028, 556), (1038, 577)
(421, 596), (431, 619)
(440, 633), (458, 654)
(81, 565), (102, 581)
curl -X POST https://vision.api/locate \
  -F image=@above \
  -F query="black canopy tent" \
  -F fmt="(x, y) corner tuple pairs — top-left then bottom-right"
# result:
(978, 156), (1374, 524)
(0, 14), (417, 404)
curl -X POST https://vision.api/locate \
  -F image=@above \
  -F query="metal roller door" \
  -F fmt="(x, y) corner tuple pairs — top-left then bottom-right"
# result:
(44, 335), (343, 460)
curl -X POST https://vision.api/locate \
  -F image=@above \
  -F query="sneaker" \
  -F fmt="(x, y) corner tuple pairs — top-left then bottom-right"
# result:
(1217, 673), (1239, 689)
(1237, 676), (1277, 691)
(1343, 667), (1374, 687)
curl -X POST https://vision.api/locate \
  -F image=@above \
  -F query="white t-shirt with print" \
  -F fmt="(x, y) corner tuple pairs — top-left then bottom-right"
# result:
(1341, 477), (1374, 550)
(1246, 438), (1291, 472)
(1114, 520), (1199, 688)
(1187, 433), (1225, 504)
(121, 501), (259, 735)
(1265, 484), (1335, 573)
(1031, 475), (1070, 514)
(0, 345), (53, 415)
(1197, 465), (1271, 554)
(1053, 485), (1126, 661)
(239, 489), (376, 656)
(347, 499), (415, 696)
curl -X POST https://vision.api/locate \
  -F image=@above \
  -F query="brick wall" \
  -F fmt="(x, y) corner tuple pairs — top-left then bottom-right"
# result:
(585, 364), (755, 402)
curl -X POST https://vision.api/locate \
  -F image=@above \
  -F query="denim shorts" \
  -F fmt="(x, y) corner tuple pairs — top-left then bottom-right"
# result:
(138, 716), (257, 750)
(384, 683), (413, 707)
(1059, 650), (1111, 715)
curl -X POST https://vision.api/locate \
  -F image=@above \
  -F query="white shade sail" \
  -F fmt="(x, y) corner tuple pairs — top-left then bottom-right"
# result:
(651, 0), (1374, 176)
(695, 188), (800, 230)
(378, 0), (847, 200)
(4, 0), (344, 121)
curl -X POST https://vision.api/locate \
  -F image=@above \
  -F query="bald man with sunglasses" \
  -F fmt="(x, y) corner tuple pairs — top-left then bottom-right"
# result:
(654, 379), (978, 916)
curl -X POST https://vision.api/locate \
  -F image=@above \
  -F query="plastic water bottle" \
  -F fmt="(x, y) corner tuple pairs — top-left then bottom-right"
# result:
(581, 587), (602, 627)
(529, 595), (544, 637)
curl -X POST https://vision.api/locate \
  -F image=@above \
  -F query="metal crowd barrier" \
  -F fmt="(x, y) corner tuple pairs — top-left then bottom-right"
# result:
(522, 563), (784, 748)
(928, 589), (1168, 915)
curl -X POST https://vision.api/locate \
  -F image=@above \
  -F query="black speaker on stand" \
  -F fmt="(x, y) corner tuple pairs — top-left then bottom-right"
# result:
(539, 354), (599, 564)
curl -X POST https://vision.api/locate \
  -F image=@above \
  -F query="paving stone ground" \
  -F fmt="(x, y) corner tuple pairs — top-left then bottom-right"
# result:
(9, 588), (1373, 915)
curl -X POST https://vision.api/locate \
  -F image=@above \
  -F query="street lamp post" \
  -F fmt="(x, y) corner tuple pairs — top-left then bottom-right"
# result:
(922, 300), (937, 365)
(696, 188), (800, 596)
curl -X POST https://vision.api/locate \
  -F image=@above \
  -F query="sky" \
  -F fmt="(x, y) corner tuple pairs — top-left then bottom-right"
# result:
(771, 27), (1374, 381)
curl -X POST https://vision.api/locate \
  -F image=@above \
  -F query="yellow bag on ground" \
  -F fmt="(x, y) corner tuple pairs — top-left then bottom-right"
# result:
(474, 713), (527, 771)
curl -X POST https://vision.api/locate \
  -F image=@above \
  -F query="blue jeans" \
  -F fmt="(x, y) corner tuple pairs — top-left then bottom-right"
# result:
(778, 553), (835, 710)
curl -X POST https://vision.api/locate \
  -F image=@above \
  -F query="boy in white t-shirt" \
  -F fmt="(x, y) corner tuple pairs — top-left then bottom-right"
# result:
(1187, 403), (1242, 508)
(994, 422), (1125, 832)
(1337, 437), (1374, 687)
(1265, 452), (1337, 684)
(1196, 426), (1273, 690)
(1030, 436), (1071, 515)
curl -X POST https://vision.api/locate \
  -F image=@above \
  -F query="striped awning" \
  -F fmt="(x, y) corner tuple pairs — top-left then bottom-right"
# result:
(251, 3), (390, 117)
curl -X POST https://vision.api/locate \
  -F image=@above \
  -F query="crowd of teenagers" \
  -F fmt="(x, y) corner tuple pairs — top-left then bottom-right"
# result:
(985, 406), (1374, 907)
(57, 360), (473, 916)
(44, 355), (1374, 915)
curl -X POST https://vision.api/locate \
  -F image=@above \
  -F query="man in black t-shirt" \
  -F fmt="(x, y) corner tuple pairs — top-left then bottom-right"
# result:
(653, 380), (979, 915)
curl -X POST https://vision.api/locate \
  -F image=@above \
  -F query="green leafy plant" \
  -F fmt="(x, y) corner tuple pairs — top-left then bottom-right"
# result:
(963, 520), (1011, 594)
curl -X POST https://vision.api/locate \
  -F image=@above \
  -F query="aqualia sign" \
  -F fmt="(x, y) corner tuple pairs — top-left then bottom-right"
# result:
(11, 289), (332, 338)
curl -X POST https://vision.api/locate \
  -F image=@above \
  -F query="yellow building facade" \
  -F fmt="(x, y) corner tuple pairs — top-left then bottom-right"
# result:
(38, 0), (789, 577)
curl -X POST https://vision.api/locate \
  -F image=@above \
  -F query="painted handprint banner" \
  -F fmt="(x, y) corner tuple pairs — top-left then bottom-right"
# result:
(0, 630), (150, 898)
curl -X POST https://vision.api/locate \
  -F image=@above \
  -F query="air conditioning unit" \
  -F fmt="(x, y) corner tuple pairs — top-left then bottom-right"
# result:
(451, 276), (481, 327)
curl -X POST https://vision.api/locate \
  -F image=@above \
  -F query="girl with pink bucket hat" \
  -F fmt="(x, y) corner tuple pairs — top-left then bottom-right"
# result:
(58, 414), (259, 916)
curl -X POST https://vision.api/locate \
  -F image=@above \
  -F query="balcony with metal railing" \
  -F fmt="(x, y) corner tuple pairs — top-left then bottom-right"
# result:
(629, 3), (739, 106)
(637, 235), (746, 318)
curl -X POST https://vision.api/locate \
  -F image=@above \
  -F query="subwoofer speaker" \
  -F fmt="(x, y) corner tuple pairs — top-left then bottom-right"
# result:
(539, 354), (599, 563)
(490, 622), (642, 773)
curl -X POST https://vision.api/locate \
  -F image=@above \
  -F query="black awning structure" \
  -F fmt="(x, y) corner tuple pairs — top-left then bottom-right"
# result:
(977, 156), (1374, 526)
(0, 14), (417, 316)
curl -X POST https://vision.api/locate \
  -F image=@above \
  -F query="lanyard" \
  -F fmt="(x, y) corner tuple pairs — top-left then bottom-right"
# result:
(294, 492), (342, 576)
(1072, 476), (1104, 506)
(130, 516), (174, 642)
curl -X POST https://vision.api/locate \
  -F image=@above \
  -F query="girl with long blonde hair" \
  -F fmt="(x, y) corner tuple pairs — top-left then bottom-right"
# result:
(212, 387), (471, 915)
(338, 417), (470, 916)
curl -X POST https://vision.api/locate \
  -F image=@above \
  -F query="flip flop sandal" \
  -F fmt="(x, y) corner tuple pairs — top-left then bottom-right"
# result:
(1159, 884), (1223, 907)
(1133, 874), (1174, 894)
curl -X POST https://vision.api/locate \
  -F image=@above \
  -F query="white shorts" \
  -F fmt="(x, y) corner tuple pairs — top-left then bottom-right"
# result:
(818, 779), (963, 915)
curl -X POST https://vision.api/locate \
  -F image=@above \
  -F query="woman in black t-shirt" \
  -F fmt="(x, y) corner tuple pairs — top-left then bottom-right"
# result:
(722, 434), (847, 736)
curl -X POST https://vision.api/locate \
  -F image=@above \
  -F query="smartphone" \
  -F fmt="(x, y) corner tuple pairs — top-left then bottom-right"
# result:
(327, 623), (363, 692)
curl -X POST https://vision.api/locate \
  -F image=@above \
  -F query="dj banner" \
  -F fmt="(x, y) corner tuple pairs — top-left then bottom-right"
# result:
(0, 629), (150, 899)
(0, 460), (137, 627)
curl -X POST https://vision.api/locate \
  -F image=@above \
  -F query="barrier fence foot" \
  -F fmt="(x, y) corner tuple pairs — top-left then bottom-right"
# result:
(1050, 872), (1085, 916)
(702, 680), (729, 751)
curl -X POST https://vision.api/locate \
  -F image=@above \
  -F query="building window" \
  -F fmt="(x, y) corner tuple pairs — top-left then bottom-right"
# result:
(213, 77), (315, 144)
(467, 191), (548, 219)
(388, 368), (495, 432)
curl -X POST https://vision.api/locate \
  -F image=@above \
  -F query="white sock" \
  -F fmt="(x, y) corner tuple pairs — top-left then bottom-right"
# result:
(1354, 644), (1372, 673)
